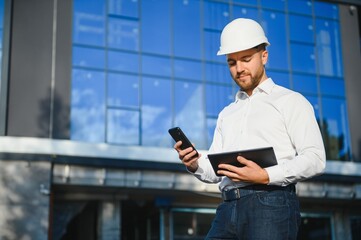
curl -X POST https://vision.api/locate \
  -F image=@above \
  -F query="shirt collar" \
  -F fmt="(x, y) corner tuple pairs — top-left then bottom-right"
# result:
(235, 78), (275, 101)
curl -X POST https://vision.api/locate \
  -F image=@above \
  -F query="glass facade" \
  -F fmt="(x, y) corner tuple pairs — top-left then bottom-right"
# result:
(71, 0), (351, 161)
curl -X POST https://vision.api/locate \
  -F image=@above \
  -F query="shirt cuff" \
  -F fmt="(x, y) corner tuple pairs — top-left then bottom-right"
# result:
(265, 165), (286, 186)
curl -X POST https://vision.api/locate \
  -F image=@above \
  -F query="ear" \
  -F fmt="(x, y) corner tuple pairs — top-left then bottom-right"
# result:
(261, 50), (268, 65)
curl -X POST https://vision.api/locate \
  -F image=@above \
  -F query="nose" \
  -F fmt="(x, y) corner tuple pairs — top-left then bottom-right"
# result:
(235, 60), (245, 73)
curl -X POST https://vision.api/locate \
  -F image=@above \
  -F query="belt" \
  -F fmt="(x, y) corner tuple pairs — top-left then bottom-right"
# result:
(222, 184), (296, 202)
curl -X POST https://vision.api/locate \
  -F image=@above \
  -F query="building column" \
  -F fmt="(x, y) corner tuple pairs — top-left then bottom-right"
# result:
(97, 200), (121, 240)
(334, 210), (352, 240)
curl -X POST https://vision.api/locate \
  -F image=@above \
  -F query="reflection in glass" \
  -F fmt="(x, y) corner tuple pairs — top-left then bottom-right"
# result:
(233, 6), (258, 20)
(204, 1), (230, 31)
(293, 74), (318, 95)
(73, 46), (105, 69)
(206, 84), (233, 117)
(268, 71), (290, 89)
(142, 55), (171, 77)
(173, 0), (201, 59)
(141, 77), (171, 147)
(316, 19), (343, 77)
(108, 50), (139, 73)
(204, 31), (221, 62)
(107, 73), (139, 108)
(73, 0), (105, 46)
(320, 77), (345, 97)
(107, 109), (139, 145)
(71, 69), (105, 142)
(260, 0), (285, 11)
(108, 0), (138, 18)
(174, 59), (202, 81)
(291, 43), (316, 74)
(261, 11), (288, 71)
(141, 0), (170, 55)
(174, 81), (206, 149)
(108, 18), (139, 51)
(321, 98), (351, 161)
(288, 0), (312, 15)
(314, 1), (338, 19)
(289, 15), (314, 44)
(205, 62), (230, 84)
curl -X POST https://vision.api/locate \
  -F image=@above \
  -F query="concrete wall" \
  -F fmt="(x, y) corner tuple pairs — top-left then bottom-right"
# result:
(0, 160), (51, 239)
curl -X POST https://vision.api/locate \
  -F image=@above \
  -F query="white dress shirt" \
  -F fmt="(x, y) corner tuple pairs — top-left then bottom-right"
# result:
(192, 78), (326, 191)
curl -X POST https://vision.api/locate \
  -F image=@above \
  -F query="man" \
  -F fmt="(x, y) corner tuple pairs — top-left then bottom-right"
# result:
(174, 18), (326, 239)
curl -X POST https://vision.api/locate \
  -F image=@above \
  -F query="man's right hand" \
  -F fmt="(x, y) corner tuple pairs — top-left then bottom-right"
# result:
(174, 141), (200, 173)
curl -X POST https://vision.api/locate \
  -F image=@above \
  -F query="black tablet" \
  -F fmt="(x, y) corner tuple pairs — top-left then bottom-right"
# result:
(207, 147), (278, 177)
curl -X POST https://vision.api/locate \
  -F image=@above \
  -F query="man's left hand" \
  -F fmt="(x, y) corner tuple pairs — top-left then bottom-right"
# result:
(217, 156), (270, 184)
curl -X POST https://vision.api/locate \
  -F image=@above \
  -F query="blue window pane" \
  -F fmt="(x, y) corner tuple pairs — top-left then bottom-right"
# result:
(316, 19), (343, 77)
(292, 74), (318, 95)
(73, 0), (105, 46)
(174, 81), (206, 149)
(321, 98), (351, 160)
(142, 55), (171, 77)
(0, 0), (4, 27)
(232, 6), (258, 20)
(73, 46), (105, 69)
(291, 43), (316, 74)
(108, 50), (139, 73)
(207, 118), (217, 148)
(204, 30), (222, 62)
(204, 1), (230, 30)
(108, 18), (139, 51)
(233, 0), (257, 6)
(261, 11), (288, 70)
(108, 0), (139, 18)
(141, 77), (171, 146)
(173, 0), (201, 59)
(141, 0), (170, 55)
(71, 69), (105, 142)
(320, 77), (345, 97)
(260, 0), (285, 11)
(288, 0), (312, 15)
(314, 1), (339, 20)
(174, 59), (202, 81)
(205, 62), (230, 84)
(107, 109), (139, 145)
(289, 15), (314, 44)
(268, 71), (290, 89)
(206, 84), (234, 117)
(107, 73), (139, 107)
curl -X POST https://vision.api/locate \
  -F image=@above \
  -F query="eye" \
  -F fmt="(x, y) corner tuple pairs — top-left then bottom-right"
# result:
(227, 61), (236, 67)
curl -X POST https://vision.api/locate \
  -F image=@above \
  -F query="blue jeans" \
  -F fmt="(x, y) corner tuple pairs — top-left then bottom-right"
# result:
(205, 188), (301, 240)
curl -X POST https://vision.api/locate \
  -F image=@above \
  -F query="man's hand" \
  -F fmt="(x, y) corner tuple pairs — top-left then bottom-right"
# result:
(174, 141), (201, 173)
(217, 156), (270, 184)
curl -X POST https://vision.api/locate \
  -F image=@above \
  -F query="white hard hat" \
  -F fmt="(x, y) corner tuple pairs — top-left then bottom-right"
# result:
(217, 18), (270, 55)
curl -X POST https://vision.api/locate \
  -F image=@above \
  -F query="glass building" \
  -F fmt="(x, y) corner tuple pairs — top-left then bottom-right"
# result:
(0, 0), (360, 239)
(71, 0), (351, 161)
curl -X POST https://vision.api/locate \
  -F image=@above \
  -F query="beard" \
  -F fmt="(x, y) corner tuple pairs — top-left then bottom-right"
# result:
(231, 67), (265, 94)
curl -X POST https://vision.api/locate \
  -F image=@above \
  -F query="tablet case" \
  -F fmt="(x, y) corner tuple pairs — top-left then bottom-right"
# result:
(207, 147), (277, 176)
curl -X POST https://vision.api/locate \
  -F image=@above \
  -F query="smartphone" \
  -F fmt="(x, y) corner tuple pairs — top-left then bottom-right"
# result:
(168, 127), (199, 157)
